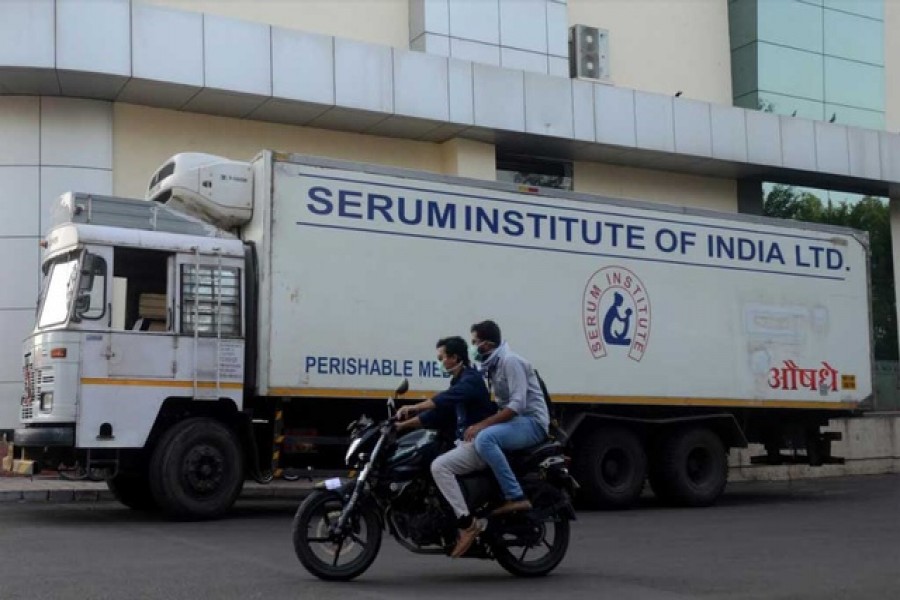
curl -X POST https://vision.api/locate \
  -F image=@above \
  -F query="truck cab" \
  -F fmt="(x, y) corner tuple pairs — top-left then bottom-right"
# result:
(17, 185), (255, 518)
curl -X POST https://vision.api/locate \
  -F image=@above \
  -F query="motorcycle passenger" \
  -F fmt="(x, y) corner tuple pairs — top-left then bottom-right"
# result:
(395, 336), (497, 558)
(465, 320), (549, 517)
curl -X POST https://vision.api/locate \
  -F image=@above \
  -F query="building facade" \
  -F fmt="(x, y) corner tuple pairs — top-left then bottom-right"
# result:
(1, 0), (899, 430)
(731, 0), (885, 128)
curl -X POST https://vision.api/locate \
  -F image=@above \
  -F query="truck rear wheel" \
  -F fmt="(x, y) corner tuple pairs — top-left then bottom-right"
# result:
(107, 469), (157, 511)
(655, 427), (727, 507)
(573, 426), (647, 509)
(149, 418), (244, 520)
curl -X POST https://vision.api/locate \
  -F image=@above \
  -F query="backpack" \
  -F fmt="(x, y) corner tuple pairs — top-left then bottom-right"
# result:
(534, 369), (570, 446)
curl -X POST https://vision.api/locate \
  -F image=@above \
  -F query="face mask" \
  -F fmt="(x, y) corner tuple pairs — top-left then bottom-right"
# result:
(469, 344), (484, 363)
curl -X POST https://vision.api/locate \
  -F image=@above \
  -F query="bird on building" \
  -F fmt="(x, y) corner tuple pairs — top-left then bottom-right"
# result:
(674, 91), (682, 97)
(829, 113), (837, 123)
(791, 110), (797, 117)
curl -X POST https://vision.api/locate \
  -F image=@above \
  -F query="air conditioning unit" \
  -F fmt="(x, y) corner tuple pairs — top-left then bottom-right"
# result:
(569, 25), (609, 81)
(146, 153), (253, 229)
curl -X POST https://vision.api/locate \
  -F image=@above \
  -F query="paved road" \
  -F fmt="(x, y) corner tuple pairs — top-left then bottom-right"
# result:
(1, 475), (898, 600)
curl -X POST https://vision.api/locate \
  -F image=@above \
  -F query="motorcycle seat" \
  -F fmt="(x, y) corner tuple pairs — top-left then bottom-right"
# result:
(505, 440), (563, 470)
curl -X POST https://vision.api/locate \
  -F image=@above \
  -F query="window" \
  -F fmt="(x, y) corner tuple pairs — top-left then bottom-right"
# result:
(181, 265), (241, 337)
(496, 153), (573, 191)
(75, 253), (107, 321)
(37, 255), (79, 329)
(113, 248), (169, 331)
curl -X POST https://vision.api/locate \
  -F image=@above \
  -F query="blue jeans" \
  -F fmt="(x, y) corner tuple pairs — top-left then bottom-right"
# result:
(474, 416), (546, 501)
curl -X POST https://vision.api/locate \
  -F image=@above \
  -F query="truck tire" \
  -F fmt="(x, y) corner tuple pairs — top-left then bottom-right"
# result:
(107, 470), (157, 511)
(573, 426), (647, 509)
(149, 418), (244, 520)
(656, 427), (727, 507)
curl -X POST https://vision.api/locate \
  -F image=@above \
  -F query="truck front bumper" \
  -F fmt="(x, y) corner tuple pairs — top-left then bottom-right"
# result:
(14, 425), (75, 447)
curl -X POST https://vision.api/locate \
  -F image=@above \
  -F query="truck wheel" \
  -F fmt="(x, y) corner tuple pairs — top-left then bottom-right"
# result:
(107, 470), (157, 511)
(149, 418), (244, 520)
(573, 427), (647, 509)
(657, 427), (727, 507)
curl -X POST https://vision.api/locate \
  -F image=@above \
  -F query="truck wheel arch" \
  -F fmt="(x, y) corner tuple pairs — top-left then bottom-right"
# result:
(144, 396), (244, 451)
(564, 412), (748, 450)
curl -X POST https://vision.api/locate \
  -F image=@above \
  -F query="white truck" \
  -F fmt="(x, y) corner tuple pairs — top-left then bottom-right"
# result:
(15, 151), (872, 518)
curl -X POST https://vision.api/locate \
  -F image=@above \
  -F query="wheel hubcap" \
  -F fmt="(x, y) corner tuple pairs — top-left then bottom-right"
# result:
(686, 447), (712, 484)
(183, 443), (225, 494)
(601, 448), (630, 487)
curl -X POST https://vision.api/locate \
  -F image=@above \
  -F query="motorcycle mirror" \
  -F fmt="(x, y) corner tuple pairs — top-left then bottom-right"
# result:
(395, 378), (409, 397)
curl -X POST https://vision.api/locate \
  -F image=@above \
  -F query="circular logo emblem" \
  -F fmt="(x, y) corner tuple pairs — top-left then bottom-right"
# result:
(582, 266), (651, 361)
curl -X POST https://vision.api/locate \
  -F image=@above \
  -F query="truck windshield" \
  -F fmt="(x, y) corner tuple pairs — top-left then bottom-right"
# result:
(37, 254), (80, 329)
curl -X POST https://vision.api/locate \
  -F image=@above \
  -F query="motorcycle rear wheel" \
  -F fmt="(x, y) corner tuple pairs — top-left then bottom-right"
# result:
(292, 490), (382, 581)
(493, 510), (570, 577)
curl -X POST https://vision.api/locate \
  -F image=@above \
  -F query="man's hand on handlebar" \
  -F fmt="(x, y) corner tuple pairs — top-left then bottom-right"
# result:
(397, 404), (422, 420)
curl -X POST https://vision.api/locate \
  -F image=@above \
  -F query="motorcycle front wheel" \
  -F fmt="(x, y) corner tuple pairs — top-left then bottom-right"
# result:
(493, 509), (571, 577)
(292, 490), (382, 581)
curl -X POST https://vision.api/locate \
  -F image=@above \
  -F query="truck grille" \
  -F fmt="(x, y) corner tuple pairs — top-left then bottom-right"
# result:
(21, 358), (39, 420)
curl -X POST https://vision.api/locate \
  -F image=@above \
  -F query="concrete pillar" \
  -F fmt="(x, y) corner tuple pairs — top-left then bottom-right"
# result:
(0, 97), (112, 432)
(440, 138), (496, 181)
(737, 177), (764, 215)
(891, 194), (900, 361)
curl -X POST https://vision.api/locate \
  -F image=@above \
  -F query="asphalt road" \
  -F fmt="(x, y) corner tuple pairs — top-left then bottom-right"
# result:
(1, 475), (898, 600)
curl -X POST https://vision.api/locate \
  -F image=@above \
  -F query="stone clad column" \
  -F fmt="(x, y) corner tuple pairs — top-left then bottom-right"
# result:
(0, 97), (112, 432)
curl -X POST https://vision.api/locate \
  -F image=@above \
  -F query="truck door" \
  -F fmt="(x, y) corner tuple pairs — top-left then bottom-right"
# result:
(174, 252), (245, 400)
(107, 249), (177, 380)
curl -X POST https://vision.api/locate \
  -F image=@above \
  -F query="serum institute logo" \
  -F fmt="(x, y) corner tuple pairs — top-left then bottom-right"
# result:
(582, 266), (651, 361)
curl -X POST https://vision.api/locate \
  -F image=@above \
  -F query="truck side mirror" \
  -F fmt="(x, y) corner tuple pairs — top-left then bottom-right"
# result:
(79, 254), (99, 291)
(74, 294), (90, 314)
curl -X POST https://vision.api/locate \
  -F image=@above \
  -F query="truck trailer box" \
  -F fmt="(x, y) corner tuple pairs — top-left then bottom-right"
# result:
(249, 153), (871, 409)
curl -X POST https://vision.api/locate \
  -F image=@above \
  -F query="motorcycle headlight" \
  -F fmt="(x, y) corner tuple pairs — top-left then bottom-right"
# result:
(344, 437), (363, 466)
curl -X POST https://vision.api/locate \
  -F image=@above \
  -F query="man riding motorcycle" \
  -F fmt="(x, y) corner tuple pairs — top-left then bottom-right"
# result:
(395, 335), (497, 557)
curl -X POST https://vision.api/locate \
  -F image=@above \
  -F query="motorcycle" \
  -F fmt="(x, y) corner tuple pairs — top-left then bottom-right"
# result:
(291, 379), (579, 581)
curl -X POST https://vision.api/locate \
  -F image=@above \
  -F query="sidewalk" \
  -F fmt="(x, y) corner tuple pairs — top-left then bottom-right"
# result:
(0, 472), (317, 504)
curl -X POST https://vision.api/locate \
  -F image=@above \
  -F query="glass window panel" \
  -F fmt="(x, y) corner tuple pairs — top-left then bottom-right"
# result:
(824, 103), (884, 129)
(824, 56), (884, 111)
(72, 253), (107, 322)
(758, 0), (823, 52)
(758, 43), (824, 101)
(38, 257), (78, 329)
(758, 92), (825, 120)
(823, 0), (883, 21)
(824, 9), (883, 65)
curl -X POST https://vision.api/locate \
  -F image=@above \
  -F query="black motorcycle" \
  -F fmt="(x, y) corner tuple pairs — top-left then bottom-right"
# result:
(291, 379), (578, 581)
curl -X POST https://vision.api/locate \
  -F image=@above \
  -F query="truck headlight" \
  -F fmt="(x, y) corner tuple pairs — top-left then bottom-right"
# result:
(39, 392), (53, 412)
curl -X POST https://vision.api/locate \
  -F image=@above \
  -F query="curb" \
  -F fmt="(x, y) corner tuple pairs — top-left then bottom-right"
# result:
(0, 481), (316, 505)
(0, 489), (114, 503)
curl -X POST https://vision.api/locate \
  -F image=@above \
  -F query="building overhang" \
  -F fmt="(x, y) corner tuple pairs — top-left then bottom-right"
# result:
(2, 1), (899, 197)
